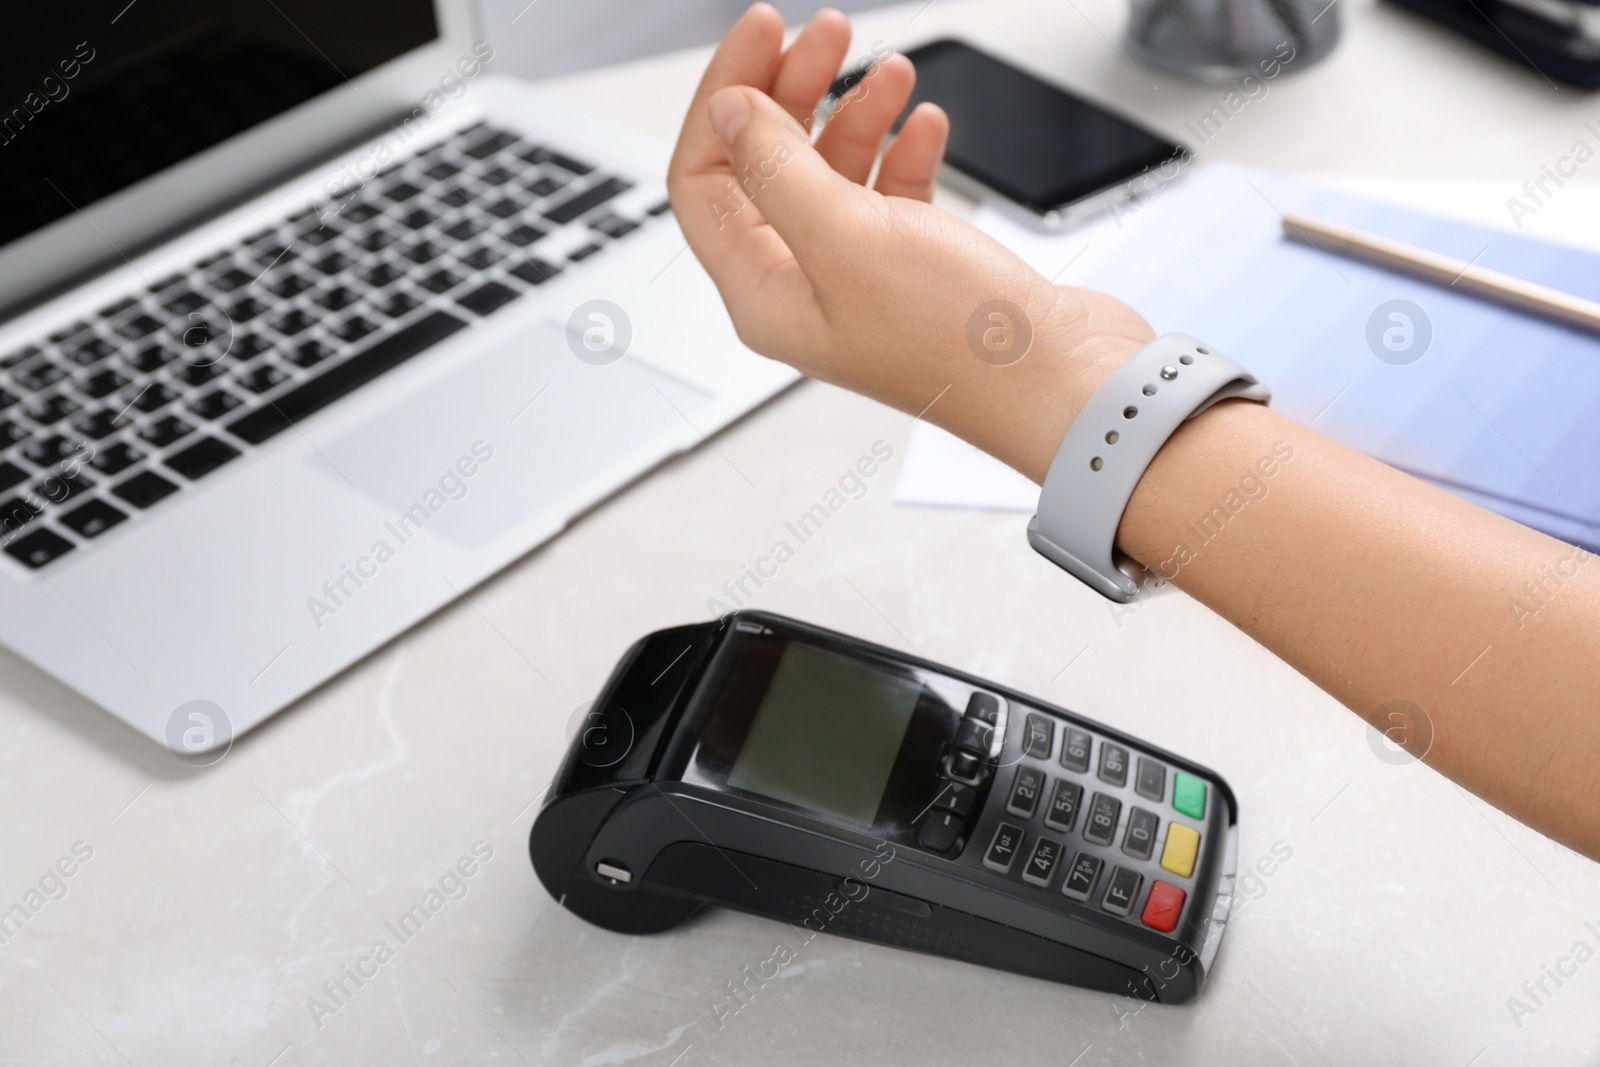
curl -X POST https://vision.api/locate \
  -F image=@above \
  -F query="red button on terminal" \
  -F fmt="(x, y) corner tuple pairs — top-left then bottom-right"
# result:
(1140, 880), (1186, 932)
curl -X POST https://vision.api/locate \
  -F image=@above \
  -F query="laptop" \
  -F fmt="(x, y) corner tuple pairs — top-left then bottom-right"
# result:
(0, 0), (796, 754)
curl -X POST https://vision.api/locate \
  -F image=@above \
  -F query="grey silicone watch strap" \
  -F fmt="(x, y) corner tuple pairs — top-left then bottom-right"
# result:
(1027, 334), (1270, 602)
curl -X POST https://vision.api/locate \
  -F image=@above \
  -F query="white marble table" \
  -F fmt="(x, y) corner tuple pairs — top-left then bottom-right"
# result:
(5, 1), (1599, 1064)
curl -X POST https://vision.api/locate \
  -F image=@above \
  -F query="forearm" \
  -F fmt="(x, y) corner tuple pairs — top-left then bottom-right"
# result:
(955, 327), (1600, 859)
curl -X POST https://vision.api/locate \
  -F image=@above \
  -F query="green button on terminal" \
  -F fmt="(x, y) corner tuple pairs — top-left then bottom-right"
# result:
(1172, 772), (1207, 820)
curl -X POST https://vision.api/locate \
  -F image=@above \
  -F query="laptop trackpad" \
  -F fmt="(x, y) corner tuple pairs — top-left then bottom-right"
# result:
(319, 321), (712, 549)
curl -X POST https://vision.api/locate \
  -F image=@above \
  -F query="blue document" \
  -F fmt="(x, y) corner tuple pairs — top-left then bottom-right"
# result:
(1082, 165), (1600, 549)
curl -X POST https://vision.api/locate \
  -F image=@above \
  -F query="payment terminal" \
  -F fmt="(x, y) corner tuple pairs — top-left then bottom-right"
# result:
(530, 612), (1239, 1003)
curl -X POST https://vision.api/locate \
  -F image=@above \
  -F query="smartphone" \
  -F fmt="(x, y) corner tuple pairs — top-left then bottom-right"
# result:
(864, 40), (1189, 226)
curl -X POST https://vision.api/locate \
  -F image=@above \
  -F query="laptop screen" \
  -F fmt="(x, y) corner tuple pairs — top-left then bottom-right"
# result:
(0, 1), (439, 251)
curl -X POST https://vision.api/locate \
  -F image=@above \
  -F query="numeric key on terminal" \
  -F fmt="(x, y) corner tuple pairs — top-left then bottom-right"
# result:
(1022, 837), (1064, 887)
(1083, 792), (1121, 846)
(1136, 757), (1167, 801)
(1101, 866), (1143, 916)
(1099, 742), (1129, 786)
(1006, 766), (1045, 819)
(983, 823), (1025, 873)
(1061, 852), (1103, 902)
(1122, 806), (1159, 861)
(1022, 713), (1053, 759)
(1060, 727), (1091, 773)
(1043, 778), (1083, 833)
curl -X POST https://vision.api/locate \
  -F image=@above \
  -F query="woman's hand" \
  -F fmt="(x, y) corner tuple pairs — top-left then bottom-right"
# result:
(667, 4), (1153, 482)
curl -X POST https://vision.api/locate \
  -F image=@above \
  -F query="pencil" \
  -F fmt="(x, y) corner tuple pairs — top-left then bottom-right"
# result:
(1281, 211), (1600, 336)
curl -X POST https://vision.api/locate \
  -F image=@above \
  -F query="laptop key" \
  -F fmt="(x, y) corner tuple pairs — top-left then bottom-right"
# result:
(34, 472), (94, 506)
(399, 207), (436, 229)
(509, 259), (562, 286)
(0, 496), (40, 534)
(342, 202), (382, 224)
(227, 296), (269, 322)
(189, 390), (244, 421)
(130, 382), (180, 412)
(60, 498), (127, 538)
(139, 415), (194, 448)
(238, 364), (290, 394)
(507, 224), (546, 247)
(486, 198), (521, 219)
(22, 435), (77, 467)
(0, 421), (30, 447)
(569, 243), (603, 262)
(362, 262), (405, 288)
(384, 180), (423, 203)
(521, 146), (593, 175)
(211, 267), (254, 292)
(592, 214), (640, 239)
(165, 436), (242, 480)
(315, 285), (361, 311)
(266, 272), (315, 298)
(90, 442), (144, 475)
(17, 360), (69, 390)
(115, 313), (164, 340)
(457, 281), (520, 317)
(25, 395), (81, 425)
(112, 470), (179, 509)
(312, 251), (353, 276)
(288, 340), (335, 367)
(464, 130), (521, 159)
(526, 175), (568, 198)
(544, 177), (633, 225)
(176, 362), (225, 386)
(419, 269), (462, 293)
(71, 408), (130, 439)
(423, 161), (461, 180)
(48, 320), (92, 344)
(373, 291), (424, 319)
(402, 241), (442, 264)
(274, 309), (317, 336)
(162, 289), (208, 314)
(3, 528), (73, 569)
(126, 344), (176, 372)
(356, 227), (401, 252)
(478, 165), (516, 187)
(226, 310), (468, 445)
(459, 246), (503, 270)
(442, 218), (483, 241)
(0, 345), (41, 369)
(0, 461), (25, 493)
(80, 369), (131, 398)
(231, 334), (271, 361)
(331, 317), (376, 344)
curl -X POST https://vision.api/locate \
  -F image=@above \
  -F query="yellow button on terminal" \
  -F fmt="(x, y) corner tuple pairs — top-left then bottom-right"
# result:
(1159, 823), (1201, 878)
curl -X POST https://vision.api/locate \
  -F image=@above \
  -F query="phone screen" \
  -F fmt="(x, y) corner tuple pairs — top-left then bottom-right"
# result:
(891, 40), (1185, 214)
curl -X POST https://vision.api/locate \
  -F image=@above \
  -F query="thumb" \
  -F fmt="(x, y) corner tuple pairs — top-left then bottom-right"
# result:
(706, 85), (861, 259)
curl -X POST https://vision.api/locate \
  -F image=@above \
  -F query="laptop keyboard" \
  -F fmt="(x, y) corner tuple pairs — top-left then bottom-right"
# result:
(0, 122), (670, 571)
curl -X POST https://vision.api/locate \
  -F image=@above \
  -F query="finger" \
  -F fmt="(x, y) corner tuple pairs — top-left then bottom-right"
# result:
(705, 84), (868, 264)
(768, 8), (852, 130)
(812, 52), (915, 185)
(670, 4), (786, 179)
(874, 102), (948, 202)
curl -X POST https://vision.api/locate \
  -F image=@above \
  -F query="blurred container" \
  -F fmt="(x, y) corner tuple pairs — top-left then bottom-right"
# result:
(1127, 0), (1340, 80)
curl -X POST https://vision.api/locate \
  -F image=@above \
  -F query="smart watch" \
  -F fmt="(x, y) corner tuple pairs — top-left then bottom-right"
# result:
(1028, 334), (1271, 602)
